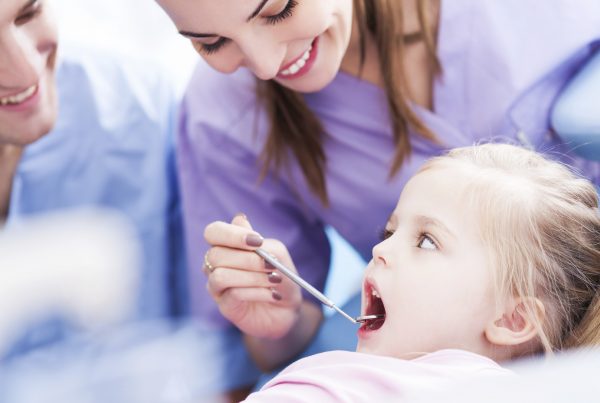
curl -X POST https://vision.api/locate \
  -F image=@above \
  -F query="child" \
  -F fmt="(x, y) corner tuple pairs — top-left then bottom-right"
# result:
(240, 143), (600, 402)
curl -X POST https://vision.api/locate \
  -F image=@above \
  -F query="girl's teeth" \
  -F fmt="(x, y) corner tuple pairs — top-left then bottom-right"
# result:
(0, 85), (36, 106)
(372, 289), (381, 298)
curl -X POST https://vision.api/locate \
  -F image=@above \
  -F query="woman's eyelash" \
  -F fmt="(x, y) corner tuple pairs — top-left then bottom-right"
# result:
(265, 0), (298, 25)
(200, 38), (230, 55)
(197, 0), (297, 55)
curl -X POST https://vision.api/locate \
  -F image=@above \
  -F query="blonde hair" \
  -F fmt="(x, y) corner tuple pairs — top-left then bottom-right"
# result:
(421, 143), (600, 353)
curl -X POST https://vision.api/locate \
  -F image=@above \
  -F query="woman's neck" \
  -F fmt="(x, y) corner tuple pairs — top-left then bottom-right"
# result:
(0, 144), (23, 222)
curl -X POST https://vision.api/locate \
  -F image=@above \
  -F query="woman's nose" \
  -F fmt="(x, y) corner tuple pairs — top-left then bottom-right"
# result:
(238, 38), (284, 80)
(243, 55), (281, 81)
(0, 31), (42, 88)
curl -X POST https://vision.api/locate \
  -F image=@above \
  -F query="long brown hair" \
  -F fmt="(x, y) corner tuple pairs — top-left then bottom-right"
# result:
(258, 0), (441, 205)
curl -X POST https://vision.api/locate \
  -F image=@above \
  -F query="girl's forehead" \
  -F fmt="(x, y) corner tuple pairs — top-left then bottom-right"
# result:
(395, 167), (483, 230)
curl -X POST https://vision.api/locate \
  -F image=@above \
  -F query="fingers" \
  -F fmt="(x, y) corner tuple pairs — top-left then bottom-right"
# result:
(204, 236), (295, 276)
(231, 213), (252, 229)
(211, 285), (288, 306)
(207, 266), (277, 297)
(204, 220), (264, 251)
(207, 269), (293, 312)
(206, 246), (269, 273)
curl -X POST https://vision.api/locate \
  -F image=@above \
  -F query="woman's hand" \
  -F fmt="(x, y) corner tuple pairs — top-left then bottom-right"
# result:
(203, 214), (303, 339)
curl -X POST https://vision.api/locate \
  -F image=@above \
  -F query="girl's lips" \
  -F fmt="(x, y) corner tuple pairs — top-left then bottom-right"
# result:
(276, 37), (319, 80)
(358, 279), (386, 336)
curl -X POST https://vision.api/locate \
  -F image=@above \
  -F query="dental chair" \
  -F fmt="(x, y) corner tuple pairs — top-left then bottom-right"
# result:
(552, 48), (600, 162)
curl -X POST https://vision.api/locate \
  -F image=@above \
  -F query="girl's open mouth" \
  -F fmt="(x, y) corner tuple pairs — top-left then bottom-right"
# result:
(361, 282), (386, 331)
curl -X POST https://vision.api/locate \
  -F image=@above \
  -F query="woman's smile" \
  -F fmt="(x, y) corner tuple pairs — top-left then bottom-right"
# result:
(277, 37), (319, 79)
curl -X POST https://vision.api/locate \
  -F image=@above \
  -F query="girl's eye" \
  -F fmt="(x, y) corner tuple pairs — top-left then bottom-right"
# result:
(195, 38), (230, 55)
(15, 1), (42, 25)
(379, 228), (394, 241)
(417, 234), (437, 250)
(264, 0), (298, 25)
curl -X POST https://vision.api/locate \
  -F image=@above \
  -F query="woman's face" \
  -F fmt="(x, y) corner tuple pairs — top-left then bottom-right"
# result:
(156, 0), (353, 93)
(0, 0), (58, 146)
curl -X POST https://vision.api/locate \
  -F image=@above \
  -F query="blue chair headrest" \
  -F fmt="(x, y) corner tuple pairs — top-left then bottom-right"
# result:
(552, 49), (600, 161)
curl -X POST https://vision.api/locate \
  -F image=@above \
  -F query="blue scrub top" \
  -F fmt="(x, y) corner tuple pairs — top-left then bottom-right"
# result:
(6, 43), (186, 319)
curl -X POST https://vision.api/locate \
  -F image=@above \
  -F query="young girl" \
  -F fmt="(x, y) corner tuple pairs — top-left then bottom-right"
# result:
(230, 143), (600, 401)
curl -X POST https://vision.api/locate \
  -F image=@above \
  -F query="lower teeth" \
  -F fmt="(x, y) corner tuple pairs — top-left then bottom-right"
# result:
(365, 317), (385, 330)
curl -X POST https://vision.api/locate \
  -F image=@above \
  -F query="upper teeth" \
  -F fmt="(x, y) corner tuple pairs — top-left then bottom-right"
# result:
(280, 45), (312, 76)
(372, 289), (381, 298)
(0, 85), (36, 106)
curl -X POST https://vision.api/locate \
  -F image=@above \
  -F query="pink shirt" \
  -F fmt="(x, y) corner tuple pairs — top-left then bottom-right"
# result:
(243, 350), (512, 402)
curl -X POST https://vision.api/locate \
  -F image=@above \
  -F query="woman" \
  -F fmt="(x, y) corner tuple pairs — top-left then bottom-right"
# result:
(0, 0), (184, 319)
(155, 0), (600, 396)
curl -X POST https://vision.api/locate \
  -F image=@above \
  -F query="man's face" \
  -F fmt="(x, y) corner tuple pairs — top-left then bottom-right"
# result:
(0, 0), (58, 146)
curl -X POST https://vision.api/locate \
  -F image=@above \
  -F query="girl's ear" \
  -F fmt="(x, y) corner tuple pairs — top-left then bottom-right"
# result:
(484, 298), (545, 347)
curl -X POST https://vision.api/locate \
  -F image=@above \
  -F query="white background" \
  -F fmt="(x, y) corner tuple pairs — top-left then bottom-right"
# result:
(53, 0), (198, 95)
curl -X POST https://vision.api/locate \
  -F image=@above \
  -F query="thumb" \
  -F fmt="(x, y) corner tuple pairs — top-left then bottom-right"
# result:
(231, 212), (253, 230)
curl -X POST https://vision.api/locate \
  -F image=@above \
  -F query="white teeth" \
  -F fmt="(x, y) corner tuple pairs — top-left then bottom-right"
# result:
(288, 64), (300, 75)
(280, 45), (313, 76)
(372, 289), (381, 299)
(0, 85), (37, 106)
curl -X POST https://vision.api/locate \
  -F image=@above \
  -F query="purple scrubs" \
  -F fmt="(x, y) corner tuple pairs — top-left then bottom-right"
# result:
(177, 0), (600, 390)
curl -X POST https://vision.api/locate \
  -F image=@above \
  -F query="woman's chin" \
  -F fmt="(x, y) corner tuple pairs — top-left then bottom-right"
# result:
(274, 64), (339, 93)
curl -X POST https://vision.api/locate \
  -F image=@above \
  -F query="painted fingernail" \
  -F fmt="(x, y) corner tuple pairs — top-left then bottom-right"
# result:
(271, 288), (282, 301)
(268, 272), (282, 284)
(246, 233), (264, 247)
(265, 260), (276, 270)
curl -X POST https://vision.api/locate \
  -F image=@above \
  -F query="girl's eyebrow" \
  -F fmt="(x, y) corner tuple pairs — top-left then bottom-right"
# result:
(179, 0), (271, 38)
(414, 215), (456, 239)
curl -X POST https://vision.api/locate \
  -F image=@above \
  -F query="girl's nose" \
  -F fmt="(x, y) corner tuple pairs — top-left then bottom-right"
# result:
(371, 242), (389, 268)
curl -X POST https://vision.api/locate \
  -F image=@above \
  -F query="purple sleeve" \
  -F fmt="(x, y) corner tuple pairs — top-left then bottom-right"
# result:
(176, 65), (331, 327)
